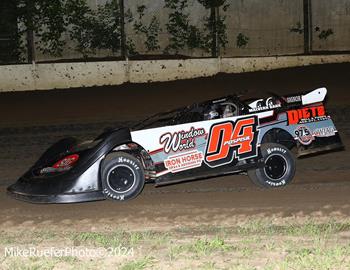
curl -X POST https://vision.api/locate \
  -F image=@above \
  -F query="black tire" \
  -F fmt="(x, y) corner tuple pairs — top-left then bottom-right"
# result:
(101, 152), (145, 201)
(248, 143), (295, 188)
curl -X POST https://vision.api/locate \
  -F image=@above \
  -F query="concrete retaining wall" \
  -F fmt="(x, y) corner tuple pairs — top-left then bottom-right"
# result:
(1, 54), (349, 92)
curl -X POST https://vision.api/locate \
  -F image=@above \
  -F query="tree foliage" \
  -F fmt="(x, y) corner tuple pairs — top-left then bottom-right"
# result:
(132, 5), (161, 52)
(164, 0), (203, 54)
(13, 0), (229, 59)
(66, 0), (122, 57)
(15, 0), (123, 58)
(164, 0), (228, 55)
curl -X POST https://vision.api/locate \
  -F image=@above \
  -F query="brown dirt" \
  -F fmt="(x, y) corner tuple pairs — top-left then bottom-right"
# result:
(0, 63), (349, 233)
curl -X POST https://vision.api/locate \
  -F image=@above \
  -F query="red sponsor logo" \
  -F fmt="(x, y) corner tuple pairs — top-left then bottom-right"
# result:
(164, 150), (204, 173)
(287, 105), (326, 125)
(52, 154), (79, 168)
(204, 116), (258, 167)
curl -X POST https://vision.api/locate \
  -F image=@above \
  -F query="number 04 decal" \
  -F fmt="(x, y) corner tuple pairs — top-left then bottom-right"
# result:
(204, 116), (259, 168)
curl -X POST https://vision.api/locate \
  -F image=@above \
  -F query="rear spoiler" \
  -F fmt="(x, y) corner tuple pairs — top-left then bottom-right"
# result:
(247, 87), (328, 112)
(301, 87), (327, 105)
(283, 87), (327, 105)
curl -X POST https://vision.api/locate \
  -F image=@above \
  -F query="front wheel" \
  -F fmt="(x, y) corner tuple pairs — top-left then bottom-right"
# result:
(101, 152), (145, 201)
(248, 143), (295, 188)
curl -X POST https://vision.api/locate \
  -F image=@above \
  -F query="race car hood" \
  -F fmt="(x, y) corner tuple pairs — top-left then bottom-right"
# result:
(7, 127), (132, 203)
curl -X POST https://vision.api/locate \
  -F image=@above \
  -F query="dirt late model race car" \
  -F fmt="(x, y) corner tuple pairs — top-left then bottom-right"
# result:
(8, 87), (343, 203)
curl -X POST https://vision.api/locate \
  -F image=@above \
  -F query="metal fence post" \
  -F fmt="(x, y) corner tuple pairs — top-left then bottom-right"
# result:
(303, 0), (312, 54)
(26, 0), (35, 63)
(119, 0), (127, 60)
(215, 6), (220, 57)
(210, 6), (218, 57)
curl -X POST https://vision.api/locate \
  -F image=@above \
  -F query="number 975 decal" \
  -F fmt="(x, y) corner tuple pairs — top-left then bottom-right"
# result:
(294, 125), (314, 145)
(204, 116), (259, 168)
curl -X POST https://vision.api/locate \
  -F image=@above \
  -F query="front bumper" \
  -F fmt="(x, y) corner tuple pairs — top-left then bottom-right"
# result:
(7, 184), (105, 203)
(7, 127), (133, 204)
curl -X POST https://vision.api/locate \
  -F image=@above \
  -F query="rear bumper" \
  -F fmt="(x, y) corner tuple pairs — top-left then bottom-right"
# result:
(7, 185), (105, 204)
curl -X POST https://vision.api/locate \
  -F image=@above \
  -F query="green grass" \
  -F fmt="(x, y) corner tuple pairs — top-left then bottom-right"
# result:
(72, 230), (169, 248)
(272, 243), (350, 270)
(2, 257), (101, 270)
(199, 261), (217, 270)
(0, 231), (57, 246)
(169, 219), (350, 239)
(188, 237), (232, 255)
(168, 236), (232, 260)
(233, 219), (350, 237)
(119, 256), (154, 270)
(3, 257), (57, 270)
(58, 256), (79, 263)
(1, 219), (350, 270)
(240, 246), (254, 258)
(173, 224), (228, 236)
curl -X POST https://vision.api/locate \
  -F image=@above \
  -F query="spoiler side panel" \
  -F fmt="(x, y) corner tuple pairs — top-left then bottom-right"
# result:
(257, 102), (343, 157)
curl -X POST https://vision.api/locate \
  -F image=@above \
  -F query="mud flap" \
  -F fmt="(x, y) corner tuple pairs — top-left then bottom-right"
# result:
(297, 133), (344, 157)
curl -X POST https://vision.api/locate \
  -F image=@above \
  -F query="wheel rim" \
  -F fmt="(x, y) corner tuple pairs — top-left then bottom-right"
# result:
(107, 165), (135, 193)
(263, 154), (287, 181)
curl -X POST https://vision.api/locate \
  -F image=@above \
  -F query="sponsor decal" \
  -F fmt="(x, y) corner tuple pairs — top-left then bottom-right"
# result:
(248, 103), (281, 113)
(285, 95), (301, 103)
(313, 126), (336, 137)
(52, 154), (79, 168)
(117, 157), (140, 170)
(204, 116), (258, 168)
(267, 147), (287, 155)
(164, 150), (204, 173)
(294, 125), (314, 145)
(159, 127), (205, 154)
(213, 98), (227, 104)
(287, 105), (327, 125)
(248, 97), (281, 113)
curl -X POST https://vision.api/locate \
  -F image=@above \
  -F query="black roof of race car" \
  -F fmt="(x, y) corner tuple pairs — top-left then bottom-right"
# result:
(132, 95), (246, 130)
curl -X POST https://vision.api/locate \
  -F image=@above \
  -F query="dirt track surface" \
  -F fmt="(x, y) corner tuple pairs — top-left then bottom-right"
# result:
(0, 63), (349, 232)
(1, 176), (350, 232)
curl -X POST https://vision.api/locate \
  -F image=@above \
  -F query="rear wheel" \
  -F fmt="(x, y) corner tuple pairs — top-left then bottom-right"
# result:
(248, 143), (295, 188)
(101, 152), (145, 201)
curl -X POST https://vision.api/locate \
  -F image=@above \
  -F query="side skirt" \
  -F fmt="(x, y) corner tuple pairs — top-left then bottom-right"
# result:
(155, 161), (264, 187)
